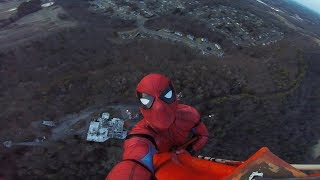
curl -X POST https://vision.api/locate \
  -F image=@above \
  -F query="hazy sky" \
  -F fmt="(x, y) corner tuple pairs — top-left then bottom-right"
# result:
(292, 0), (320, 14)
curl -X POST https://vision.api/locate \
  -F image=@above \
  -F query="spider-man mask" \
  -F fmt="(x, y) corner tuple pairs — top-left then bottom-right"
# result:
(136, 74), (178, 131)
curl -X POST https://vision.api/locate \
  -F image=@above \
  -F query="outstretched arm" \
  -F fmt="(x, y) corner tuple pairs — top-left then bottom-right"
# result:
(106, 136), (157, 180)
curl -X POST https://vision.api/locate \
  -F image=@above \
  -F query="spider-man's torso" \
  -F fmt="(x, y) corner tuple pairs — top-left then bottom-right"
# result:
(126, 104), (199, 153)
(107, 74), (208, 180)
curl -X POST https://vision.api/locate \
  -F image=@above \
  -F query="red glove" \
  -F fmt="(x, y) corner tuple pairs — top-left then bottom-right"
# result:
(175, 148), (191, 155)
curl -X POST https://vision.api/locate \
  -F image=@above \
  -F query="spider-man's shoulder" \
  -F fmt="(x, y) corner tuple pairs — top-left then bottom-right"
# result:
(175, 104), (201, 129)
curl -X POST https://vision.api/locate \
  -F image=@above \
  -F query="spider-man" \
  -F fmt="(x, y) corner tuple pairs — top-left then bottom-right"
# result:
(106, 74), (208, 180)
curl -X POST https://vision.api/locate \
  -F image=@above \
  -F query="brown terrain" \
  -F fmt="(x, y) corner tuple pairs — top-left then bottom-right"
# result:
(0, 0), (320, 179)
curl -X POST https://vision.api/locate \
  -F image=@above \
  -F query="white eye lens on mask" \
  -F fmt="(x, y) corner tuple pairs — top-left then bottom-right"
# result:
(140, 98), (150, 105)
(164, 90), (172, 99)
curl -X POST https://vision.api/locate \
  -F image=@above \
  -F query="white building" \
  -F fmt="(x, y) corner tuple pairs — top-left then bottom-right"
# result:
(86, 113), (127, 142)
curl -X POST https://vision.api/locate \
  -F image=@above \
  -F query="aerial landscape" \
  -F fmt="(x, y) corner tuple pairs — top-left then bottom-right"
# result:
(0, 0), (320, 179)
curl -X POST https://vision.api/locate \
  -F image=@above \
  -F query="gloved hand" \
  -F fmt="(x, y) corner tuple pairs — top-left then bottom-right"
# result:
(175, 148), (191, 155)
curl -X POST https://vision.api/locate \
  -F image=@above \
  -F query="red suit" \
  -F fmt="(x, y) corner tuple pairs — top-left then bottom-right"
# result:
(106, 74), (209, 180)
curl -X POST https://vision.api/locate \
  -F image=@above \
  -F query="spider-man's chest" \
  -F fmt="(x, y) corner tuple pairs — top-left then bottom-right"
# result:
(154, 122), (192, 152)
